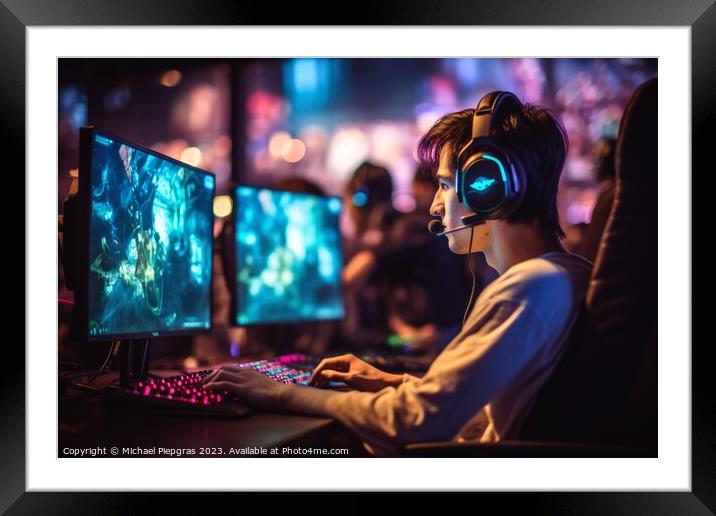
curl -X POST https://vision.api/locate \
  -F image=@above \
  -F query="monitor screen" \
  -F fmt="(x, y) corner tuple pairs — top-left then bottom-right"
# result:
(232, 186), (345, 325)
(84, 129), (215, 339)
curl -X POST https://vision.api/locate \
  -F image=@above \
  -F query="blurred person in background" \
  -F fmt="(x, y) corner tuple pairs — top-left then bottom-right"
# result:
(340, 161), (401, 350)
(581, 137), (617, 262)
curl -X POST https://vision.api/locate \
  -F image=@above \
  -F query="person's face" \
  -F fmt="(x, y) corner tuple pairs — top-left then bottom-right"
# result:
(429, 145), (492, 255)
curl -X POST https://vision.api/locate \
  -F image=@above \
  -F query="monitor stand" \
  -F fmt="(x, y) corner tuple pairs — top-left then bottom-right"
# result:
(119, 338), (151, 388)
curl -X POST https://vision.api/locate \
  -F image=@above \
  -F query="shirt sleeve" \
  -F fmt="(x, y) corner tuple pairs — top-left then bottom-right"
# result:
(279, 298), (549, 455)
(402, 373), (421, 384)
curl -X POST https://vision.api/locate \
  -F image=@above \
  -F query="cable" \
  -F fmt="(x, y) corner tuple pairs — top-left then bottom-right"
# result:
(462, 226), (478, 328)
(99, 340), (119, 372)
(87, 340), (120, 382)
(61, 340), (119, 383)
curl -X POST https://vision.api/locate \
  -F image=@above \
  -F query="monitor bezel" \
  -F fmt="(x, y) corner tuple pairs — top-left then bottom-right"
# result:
(228, 183), (345, 328)
(75, 126), (216, 342)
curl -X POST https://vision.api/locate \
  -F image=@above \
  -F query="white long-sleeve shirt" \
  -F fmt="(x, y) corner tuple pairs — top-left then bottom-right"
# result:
(279, 252), (593, 455)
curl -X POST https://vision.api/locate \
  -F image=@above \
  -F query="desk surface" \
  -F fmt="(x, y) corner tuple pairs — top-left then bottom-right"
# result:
(59, 373), (364, 458)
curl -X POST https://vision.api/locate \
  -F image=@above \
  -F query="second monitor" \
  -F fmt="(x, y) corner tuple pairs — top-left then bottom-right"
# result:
(231, 185), (345, 326)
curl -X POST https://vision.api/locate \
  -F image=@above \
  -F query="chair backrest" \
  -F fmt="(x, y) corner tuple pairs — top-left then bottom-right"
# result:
(581, 180), (615, 263)
(520, 78), (658, 450)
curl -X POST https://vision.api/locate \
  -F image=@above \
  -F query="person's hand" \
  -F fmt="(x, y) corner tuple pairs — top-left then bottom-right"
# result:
(343, 250), (377, 288)
(201, 366), (289, 411)
(309, 354), (402, 392)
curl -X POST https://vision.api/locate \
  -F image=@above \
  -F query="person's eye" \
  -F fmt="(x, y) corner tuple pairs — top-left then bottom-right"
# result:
(440, 181), (450, 191)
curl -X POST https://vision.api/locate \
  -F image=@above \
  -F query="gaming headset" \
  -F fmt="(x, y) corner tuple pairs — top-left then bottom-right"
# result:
(349, 162), (393, 209)
(454, 90), (527, 225)
(351, 186), (370, 208)
(427, 91), (529, 327)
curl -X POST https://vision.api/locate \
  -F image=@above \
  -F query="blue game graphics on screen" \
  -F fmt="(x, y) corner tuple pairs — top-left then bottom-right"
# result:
(233, 186), (345, 325)
(87, 131), (214, 338)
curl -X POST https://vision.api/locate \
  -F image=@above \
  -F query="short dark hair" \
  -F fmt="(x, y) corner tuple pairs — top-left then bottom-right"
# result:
(346, 161), (393, 207)
(417, 102), (568, 239)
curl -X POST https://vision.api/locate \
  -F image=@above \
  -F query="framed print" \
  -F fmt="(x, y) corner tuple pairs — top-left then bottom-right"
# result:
(4, 0), (712, 512)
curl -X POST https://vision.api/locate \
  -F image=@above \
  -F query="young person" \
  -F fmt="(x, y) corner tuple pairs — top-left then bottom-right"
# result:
(201, 92), (592, 455)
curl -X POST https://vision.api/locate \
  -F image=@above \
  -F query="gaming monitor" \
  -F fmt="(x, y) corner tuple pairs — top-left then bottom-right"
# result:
(231, 185), (345, 325)
(72, 127), (215, 341)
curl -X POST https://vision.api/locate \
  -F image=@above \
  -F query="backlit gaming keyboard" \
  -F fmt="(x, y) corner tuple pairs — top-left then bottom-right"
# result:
(102, 354), (316, 417)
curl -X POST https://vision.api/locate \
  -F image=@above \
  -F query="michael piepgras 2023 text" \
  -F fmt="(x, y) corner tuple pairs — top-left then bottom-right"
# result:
(62, 446), (350, 457)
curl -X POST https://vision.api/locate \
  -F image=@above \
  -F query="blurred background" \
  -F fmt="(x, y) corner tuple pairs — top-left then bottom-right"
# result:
(58, 57), (657, 367)
(59, 58), (657, 222)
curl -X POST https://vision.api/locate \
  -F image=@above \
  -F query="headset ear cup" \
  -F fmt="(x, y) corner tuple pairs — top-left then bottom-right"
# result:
(461, 153), (508, 214)
(458, 90), (527, 219)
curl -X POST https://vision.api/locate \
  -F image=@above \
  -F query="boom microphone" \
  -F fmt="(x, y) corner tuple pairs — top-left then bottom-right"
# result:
(428, 215), (486, 237)
(428, 219), (445, 235)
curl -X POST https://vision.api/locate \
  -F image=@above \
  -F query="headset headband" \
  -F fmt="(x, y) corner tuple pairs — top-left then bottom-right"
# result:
(471, 91), (523, 140)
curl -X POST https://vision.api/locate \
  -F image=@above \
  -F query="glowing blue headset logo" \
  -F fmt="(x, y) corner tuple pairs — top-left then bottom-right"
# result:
(351, 191), (369, 207)
(469, 177), (496, 193)
(465, 153), (507, 197)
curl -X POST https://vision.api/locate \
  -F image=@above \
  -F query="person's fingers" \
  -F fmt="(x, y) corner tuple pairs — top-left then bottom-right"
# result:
(308, 357), (338, 388)
(311, 358), (336, 377)
(201, 369), (221, 384)
(203, 380), (241, 396)
(309, 355), (351, 384)
(310, 369), (350, 389)
(309, 358), (339, 388)
(202, 369), (241, 386)
(309, 372), (328, 389)
(321, 370), (350, 382)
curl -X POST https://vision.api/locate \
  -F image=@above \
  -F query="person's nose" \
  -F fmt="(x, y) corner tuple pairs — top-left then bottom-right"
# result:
(430, 189), (444, 218)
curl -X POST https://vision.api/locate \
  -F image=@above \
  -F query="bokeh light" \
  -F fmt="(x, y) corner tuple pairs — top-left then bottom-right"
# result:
(213, 195), (233, 218)
(160, 69), (182, 87)
(180, 146), (202, 166)
(281, 139), (306, 163)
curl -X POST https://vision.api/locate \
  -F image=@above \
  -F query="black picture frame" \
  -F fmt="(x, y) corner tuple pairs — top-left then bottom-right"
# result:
(4, 0), (711, 512)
